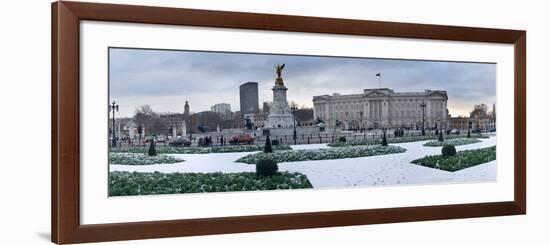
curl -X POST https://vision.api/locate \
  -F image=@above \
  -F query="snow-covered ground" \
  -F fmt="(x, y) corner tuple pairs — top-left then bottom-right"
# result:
(110, 136), (497, 188)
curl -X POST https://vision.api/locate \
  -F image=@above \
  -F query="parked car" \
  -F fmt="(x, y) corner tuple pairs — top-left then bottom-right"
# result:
(229, 135), (255, 145)
(169, 138), (192, 147)
(156, 135), (167, 143)
(144, 136), (155, 143)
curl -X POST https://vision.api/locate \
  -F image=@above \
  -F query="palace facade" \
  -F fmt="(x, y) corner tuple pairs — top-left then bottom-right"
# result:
(313, 88), (448, 130)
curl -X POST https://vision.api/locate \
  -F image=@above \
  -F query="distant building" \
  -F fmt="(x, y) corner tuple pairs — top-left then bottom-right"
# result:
(448, 116), (495, 131)
(262, 101), (272, 115)
(313, 88), (448, 130)
(448, 116), (470, 130)
(210, 103), (232, 119)
(239, 82), (259, 114)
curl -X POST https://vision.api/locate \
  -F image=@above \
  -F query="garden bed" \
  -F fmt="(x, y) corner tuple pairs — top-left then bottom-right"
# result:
(411, 146), (496, 172)
(236, 145), (406, 164)
(111, 144), (292, 154)
(109, 153), (184, 165)
(329, 134), (489, 147)
(109, 171), (312, 196)
(423, 138), (482, 147)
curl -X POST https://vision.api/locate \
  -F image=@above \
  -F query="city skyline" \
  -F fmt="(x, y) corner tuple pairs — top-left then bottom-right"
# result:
(109, 48), (496, 118)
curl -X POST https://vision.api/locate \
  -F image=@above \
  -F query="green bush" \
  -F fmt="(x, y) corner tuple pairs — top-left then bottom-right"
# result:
(148, 141), (157, 156)
(338, 136), (347, 142)
(424, 137), (481, 147)
(467, 129), (471, 138)
(112, 144), (292, 154)
(109, 153), (183, 165)
(441, 144), (456, 157)
(256, 159), (278, 177)
(271, 139), (280, 145)
(109, 171), (312, 196)
(237, 145), (406, 164)
(438, 131), (444, 142)
(381, 133), (388, 146)
(264, 134), (273, 153)
(328, 134), (489, 147)
(412, 146), (496, 172)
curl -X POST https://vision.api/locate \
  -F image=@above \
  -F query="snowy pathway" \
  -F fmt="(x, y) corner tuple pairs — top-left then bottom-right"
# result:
(110, 136), (497, 188)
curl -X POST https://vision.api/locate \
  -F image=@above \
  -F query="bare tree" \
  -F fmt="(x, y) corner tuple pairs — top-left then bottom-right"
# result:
(133, 105), (158, 137)
(470, 104), (488, 118)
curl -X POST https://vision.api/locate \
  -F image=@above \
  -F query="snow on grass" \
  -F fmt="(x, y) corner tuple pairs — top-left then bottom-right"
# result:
(110, 136), (497, 189)
(112, 145), (292, 154)
(423, 137), (482, 147)
(109, 153), (183, 165)
(235, 145), (406, 164)
(109, 171), (312, 196)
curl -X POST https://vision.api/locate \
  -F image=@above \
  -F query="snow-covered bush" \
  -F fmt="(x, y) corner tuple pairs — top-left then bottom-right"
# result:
(109, 153), (183, 165)
(424, 137), (481, 147)
(112, 145), (291, 154)
(412, 146), (496, 172)
(109, 171), (312, 196)
(328, 134), (488, 147)
(236, 145), (406, 164)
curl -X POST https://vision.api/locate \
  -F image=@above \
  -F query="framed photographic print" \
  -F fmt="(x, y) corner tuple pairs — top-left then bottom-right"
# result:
(52, 1), (526, 244)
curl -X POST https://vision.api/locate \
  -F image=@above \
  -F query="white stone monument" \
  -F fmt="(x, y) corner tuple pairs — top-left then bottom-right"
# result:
(181, 120), (187, 136)
(264, 64), (295, 128)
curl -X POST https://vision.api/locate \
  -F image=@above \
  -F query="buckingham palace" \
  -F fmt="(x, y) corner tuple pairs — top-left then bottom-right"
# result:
(313, 88), (448, 130)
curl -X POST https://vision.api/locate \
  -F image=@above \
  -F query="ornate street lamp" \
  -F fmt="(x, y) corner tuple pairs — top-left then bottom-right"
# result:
(291, 105), (298, 145)
(359, 111), (364, 133)
(420, 102), (426, 136)
(109, 101), (119, 147)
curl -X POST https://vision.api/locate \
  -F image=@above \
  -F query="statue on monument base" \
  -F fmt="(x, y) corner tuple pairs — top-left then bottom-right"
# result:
(264, 64), (295, 128)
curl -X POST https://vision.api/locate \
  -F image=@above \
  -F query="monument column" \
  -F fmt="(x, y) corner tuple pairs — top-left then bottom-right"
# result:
(264, 64), (295, 128)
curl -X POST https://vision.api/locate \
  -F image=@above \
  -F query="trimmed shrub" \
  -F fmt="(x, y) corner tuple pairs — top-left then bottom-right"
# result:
(237, 145), (406, 164)
(256, 159), (278, 177)
(264, 134), (273, 153)
(381, 132), (388, 146)
(147, 141), (157, 156)
(338, 136), (347, 142)
(441, 144), (456, 157)
(467, 129), (471, 138)
(438, 131), (444, 142)
(271, 139), (280, 146)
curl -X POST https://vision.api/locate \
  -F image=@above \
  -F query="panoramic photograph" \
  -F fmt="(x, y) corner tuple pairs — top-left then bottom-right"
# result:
(107, 47), (497, 197)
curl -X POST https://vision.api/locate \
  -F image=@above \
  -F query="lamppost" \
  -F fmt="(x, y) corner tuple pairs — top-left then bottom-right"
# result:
(420, 102), (426, 136)
(359, 111), (364, 133)
(291, 105), (297, 145)
(109, 101), (119, 147)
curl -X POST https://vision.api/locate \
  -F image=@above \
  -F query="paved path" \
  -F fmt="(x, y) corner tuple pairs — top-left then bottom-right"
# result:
(110, 136), (496, 188)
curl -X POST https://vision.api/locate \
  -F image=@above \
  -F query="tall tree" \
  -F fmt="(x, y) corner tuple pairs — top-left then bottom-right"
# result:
(470, 104), (488, 118)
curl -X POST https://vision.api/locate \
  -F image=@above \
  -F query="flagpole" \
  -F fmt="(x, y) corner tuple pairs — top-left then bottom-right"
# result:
(378, 74), (381, 88)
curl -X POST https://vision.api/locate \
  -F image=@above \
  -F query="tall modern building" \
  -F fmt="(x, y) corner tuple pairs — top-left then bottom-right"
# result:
(239, 82), (259, 114)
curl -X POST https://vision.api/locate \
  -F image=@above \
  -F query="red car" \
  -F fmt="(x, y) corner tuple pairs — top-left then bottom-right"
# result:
(229, 135), (255, 145)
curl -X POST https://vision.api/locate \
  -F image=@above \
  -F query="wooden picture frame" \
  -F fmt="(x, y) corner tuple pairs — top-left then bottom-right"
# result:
(51, 1), (526, 244)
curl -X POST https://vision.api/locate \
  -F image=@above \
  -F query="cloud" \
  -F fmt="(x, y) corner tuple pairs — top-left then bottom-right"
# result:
(109, 48), (496, 118)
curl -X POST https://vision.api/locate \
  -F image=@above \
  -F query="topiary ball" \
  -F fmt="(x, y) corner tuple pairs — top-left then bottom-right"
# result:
(256, 159), (278, 177)
(338, 136), (347, 142)
(441, 144), (456, 157)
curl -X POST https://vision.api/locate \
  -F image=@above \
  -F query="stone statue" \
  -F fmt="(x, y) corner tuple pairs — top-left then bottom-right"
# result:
(275, 63), (285, 78)
(275, 64), (285, 86)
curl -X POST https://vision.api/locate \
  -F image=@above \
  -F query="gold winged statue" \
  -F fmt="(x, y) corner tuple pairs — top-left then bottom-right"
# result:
(275, 63), (285, 85)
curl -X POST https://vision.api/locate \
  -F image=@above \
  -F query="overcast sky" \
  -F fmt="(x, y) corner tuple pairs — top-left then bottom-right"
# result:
(109, 48), (496, 118)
